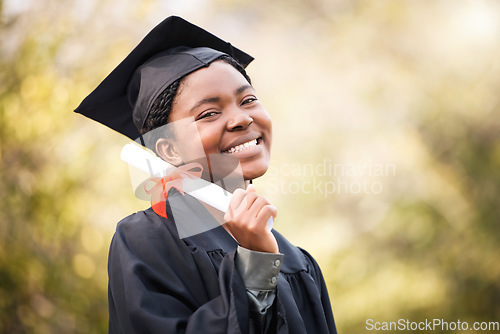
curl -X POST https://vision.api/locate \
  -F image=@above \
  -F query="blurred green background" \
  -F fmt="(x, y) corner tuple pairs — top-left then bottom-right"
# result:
(1, 0), (499, 333)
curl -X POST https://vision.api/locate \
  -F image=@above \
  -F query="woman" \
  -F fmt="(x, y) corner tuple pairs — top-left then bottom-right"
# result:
(75, 16), (337, 334)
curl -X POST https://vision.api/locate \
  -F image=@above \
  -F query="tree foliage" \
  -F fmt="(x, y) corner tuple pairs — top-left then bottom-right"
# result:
(1, 1), (499, 333)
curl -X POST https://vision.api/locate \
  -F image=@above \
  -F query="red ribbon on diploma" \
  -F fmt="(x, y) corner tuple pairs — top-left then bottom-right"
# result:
(144, 162), (203, 218)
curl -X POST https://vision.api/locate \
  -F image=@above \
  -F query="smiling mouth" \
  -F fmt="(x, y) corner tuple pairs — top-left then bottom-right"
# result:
(223, 138), (261, 154)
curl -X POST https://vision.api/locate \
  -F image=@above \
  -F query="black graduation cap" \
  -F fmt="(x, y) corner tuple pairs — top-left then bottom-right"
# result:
(74, 16), (254, 140)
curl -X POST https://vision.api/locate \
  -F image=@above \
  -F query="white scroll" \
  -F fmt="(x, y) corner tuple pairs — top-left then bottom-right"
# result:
(120, 142), (273, 231)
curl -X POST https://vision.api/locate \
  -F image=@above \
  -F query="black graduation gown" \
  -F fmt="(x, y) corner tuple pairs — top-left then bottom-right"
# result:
(108, 204), (337, 333)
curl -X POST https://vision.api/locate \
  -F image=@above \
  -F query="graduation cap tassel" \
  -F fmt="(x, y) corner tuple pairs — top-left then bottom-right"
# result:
(138, 133), (146, 147)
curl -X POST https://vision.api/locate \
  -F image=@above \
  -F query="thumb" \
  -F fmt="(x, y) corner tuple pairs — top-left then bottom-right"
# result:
(246, 183), (256, 193)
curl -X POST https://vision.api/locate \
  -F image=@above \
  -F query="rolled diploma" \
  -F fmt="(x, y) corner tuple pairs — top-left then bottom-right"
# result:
(120, 143), (273, 230)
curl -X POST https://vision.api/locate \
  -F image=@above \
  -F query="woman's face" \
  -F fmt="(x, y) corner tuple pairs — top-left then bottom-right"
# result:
(167, 60), (272, 181)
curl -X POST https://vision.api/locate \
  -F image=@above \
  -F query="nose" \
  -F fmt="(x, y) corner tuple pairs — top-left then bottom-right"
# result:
(226, 109), (253, 131)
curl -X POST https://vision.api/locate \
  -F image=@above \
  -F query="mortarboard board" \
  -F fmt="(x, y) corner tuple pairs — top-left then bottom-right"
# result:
(74, 16), (254, 140)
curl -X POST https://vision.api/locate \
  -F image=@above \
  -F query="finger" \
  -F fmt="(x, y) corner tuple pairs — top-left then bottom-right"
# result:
(230, 188), (246, 209)
(242, 191), (259, 211)
(226, 188), (246, 221)
(224, 204), (236, 223)
(229, 193), (256, 221)
(246, 183), (256, 193)
(248, 196), (271, 218)
(256, 204), (277, 223)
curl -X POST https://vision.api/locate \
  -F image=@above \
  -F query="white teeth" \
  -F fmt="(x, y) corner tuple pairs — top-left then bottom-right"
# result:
(225, 139), (258, 154)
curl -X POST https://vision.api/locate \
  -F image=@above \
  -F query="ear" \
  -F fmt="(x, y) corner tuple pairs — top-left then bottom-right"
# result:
(156, 138), (183, 166)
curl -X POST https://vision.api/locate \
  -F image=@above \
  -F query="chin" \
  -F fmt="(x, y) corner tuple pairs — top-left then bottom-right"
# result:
(241, 162), (269, 181)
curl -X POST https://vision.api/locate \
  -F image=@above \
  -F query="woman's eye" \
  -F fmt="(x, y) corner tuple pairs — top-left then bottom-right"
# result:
(198, 111), (218, 120)
(242, 97), (257, 105)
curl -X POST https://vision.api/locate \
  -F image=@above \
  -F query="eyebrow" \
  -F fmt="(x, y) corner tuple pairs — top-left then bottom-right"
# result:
(189, 97), (220, 113)
(189, 84), (254, 113)
(235, 84), (253, 95)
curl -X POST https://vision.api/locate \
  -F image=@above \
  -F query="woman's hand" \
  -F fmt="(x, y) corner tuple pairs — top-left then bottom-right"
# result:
(224, 184), (279, 253)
